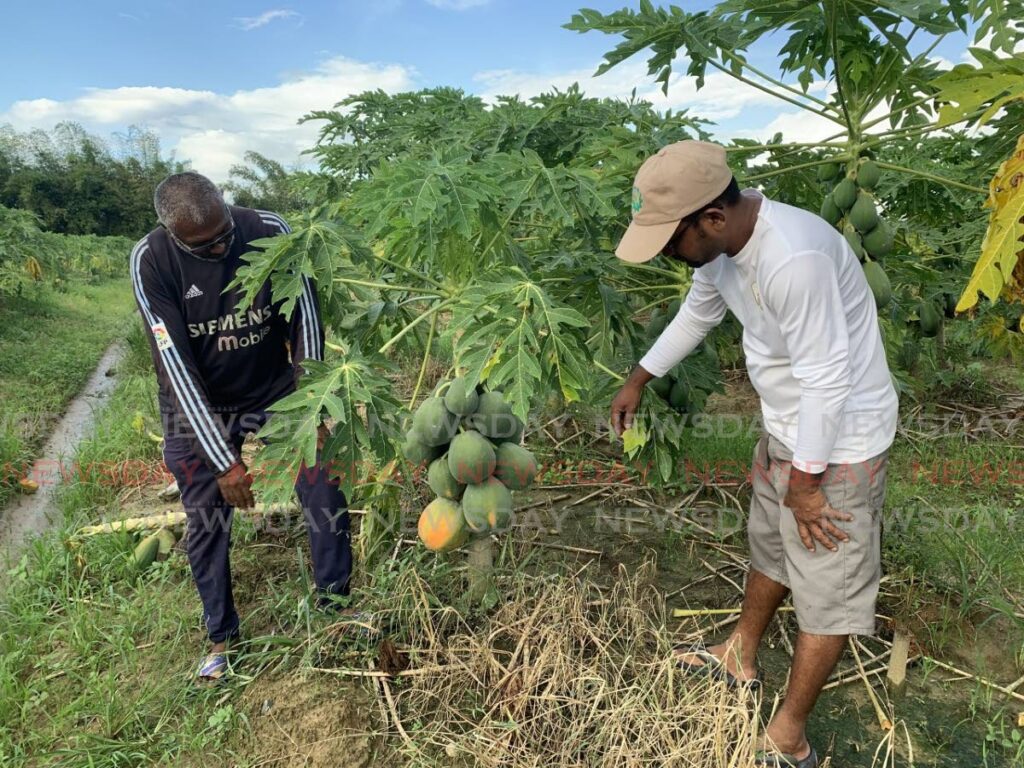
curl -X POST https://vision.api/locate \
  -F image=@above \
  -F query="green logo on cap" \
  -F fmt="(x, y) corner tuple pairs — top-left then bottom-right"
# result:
(631, 186), (643, 214)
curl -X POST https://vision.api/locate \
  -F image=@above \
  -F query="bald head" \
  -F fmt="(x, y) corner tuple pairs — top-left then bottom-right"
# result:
(154, 171), (225, 234)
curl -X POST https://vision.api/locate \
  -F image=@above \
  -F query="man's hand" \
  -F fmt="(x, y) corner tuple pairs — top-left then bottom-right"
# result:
(217, 461), (255, 510)
(610, 366), (654, 438)
(610, 383), (644, 438)
(316, 422), (330, 451)
(783, 483), (852, 552)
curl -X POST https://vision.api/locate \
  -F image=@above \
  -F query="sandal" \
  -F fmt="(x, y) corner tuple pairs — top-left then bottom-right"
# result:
(673, 641), (762, 690)
(196, 652), (230, 682)
(754, 746), (819, 767)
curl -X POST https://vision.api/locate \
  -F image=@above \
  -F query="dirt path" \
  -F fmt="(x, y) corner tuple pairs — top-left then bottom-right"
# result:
(0, 342), (125, 573)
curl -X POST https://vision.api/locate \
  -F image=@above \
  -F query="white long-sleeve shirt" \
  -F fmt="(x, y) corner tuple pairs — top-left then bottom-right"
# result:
(640, 192), (898, 472)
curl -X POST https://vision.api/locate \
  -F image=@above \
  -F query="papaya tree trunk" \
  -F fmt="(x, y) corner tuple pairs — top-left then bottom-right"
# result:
(467, 536), (494, 603)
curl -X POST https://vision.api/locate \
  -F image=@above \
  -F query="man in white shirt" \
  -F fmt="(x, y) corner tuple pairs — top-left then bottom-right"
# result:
(609, 141), (898, 768)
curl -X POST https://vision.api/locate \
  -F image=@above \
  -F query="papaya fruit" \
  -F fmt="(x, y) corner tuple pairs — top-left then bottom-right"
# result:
(402, 431), (443, 468)
(411, 397), (459, 447)
(667, 298), (681, 317)
(832, 178), (858, 210)
(134, 533), (160, 571)
(462, 478), (513, 534)
(817, 162), (841, 182)
(862, 221), (893, 258)
(417, 498), (469, 552)
(919, 301), (941, 337)
(646, 308), (667, 340)
(849, 192), (879, 233)
(155, 528), (177, 561)
(443, 376), (479, 416)
(447, 430), (497, 484)
(494, 442), (538, 491)
(844, 225), (866, 260)
(428, 456), (465, 500)
(648, 376), (672, 400)
(491, 414), (525, 445)
(856, 160), (880, 190)
(862, 261), (891, 310)
(819, 194), (841, 226)
(467, 391), (518, 439)
(668, 379), (690, 412)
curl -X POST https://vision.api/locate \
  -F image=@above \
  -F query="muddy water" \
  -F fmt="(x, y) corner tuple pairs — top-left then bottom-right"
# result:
(0, 342), (125, 572)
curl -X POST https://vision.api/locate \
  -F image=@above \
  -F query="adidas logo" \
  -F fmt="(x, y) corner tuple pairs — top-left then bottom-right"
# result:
(184, 284), (204, 300)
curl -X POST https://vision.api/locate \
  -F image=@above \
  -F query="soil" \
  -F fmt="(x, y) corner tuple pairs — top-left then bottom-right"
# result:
(233, 672), (380, 768)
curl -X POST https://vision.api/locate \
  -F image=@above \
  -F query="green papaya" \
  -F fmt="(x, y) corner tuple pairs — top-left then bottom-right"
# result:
(155, 528), (177, 561)
(817, 162), (841, 182)
(862, 261), (892, 310)
(849, 192), (879, 233)
(412, 397), (459, 447)
(467, 391), (518, 439)
(832, 178), (858, 210)
(649, 376), (672, 400)
(133, 533), (160, 572)
(491, 414), (525, 445)
(919, 301), (941, 337)
(862, 221), (893, 258)
(844, 226), (866, 260)
(447, 430), (496, 484)
(856, 160), (881, 190)
(667, 298), (681, 317)
(494, 442), (538, 491)
(819, 194), (841, 226)
(402, 431), (444, 468)
(443, 377), (479, 416)
(462, 478), (513, 534)
(428, 456), (465, 500)
(668, 379), (690, 412)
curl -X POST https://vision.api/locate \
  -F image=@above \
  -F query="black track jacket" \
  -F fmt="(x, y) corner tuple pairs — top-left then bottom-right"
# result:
(130, 206), (323, 475)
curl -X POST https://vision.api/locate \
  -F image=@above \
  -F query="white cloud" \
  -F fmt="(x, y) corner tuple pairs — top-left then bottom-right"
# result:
(0, 57), (416, 182)
(236, 9), (299, 31)
(425, 0), (491, 9)
(474, 59), (828, 122)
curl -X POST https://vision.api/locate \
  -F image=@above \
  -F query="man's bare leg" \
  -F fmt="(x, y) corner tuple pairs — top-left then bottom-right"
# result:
(763, 632), (847, 758)
(675, 568), (789, 681)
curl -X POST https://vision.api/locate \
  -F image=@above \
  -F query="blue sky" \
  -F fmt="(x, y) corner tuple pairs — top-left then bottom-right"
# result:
(1, 1), (972, 180)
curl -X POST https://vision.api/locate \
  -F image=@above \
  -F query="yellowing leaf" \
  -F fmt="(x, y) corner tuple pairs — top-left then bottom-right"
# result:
(933, 51), (1024, 127)
(622, 425), (648, 457)
(957, 133), (1024, 312)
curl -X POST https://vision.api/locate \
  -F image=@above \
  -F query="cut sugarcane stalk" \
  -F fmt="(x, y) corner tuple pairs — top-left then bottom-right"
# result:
(673, 606), (795, 618)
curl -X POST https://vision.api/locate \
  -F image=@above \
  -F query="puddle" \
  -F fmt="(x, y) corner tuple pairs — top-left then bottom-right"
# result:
(0, 342), (125, 573)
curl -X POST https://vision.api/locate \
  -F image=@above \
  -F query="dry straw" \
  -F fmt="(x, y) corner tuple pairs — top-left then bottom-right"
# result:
(369, 562), (761, 767)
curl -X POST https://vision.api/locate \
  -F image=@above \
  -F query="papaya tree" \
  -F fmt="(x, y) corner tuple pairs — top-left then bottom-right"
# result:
(564, 1), (1024, 406)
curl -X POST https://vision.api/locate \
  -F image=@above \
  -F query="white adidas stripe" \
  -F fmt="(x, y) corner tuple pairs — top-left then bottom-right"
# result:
(130, 240), (235, 471)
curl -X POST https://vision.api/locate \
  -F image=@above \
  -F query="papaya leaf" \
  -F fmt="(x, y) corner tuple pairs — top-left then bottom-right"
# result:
(253, 354), (401, 504)
(957, 133), (1024, 312)
(933, 51), (1024, 127)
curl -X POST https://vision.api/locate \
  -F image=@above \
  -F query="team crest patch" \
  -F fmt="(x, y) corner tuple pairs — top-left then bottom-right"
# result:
(631, 186), (643, 214)
(151, 322), (173, 351)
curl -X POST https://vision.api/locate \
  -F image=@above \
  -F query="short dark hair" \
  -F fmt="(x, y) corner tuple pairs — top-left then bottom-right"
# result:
(682, 177), (741, 224)
(154, 171), (224, 231)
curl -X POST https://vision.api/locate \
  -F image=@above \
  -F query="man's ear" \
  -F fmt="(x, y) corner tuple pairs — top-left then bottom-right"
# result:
(703, 207), (727, 231)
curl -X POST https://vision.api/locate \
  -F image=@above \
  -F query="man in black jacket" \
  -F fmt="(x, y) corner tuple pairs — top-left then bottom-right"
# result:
(130, 171), (350, 681)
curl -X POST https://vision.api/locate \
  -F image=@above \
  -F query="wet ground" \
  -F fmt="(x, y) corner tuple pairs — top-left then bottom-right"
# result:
(0, 342), (125, 575)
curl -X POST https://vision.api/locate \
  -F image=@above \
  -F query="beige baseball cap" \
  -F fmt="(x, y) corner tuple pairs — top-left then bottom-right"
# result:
(615, 140), (734, 263)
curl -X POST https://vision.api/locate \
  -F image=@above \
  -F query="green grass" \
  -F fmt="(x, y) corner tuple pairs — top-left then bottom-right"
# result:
(0, 278), (136, 505)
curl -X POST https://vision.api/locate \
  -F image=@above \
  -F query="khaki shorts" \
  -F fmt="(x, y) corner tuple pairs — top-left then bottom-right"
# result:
(748, 433), (889, 635)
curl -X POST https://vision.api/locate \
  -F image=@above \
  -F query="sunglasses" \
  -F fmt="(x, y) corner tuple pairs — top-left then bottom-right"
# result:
(162, 211), (236, 260)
